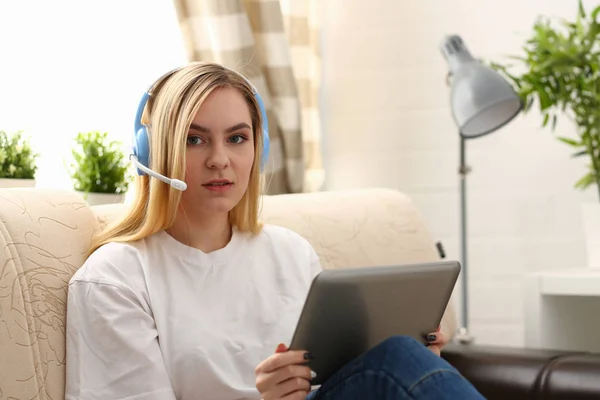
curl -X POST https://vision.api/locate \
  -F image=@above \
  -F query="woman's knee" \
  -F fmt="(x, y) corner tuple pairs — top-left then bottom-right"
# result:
(363, 335), (450, 369)
(341, 335), (461, 395)
(375, 335), (423, 354)
(354, 335), (423, 366)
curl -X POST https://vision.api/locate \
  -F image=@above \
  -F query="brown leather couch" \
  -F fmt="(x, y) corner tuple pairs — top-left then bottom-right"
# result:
(442, 344), (600, 399)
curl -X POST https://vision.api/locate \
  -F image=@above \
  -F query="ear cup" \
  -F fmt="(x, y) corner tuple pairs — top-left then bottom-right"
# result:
(254, 91), (270, 171)
(134, 126), (150, 175)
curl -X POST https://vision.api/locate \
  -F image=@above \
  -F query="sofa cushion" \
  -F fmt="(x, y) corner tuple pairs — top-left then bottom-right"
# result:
(259, 188), (443, 270)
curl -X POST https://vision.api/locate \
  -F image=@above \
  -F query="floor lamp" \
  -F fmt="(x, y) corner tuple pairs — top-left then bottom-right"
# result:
(439, 35), (522, 344)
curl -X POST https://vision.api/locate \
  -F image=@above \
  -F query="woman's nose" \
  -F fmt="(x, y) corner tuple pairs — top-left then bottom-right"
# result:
(206, 143), (229, 169)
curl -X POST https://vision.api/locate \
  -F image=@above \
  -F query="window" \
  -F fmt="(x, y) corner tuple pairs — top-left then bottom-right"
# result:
(0, 0), (187, 189)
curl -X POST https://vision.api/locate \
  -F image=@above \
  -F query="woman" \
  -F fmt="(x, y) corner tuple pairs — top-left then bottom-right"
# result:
(65, 62), (484, 400)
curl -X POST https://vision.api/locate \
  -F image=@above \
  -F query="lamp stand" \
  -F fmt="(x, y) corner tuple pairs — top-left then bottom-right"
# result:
(456, 134), (475, 345)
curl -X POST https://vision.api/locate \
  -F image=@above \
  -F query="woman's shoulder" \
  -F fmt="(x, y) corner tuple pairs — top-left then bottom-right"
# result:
(69, 237), (151, 289)
(259, 224), (311, 246)
(255, 224), (322, 279)
(256, 224), (317, 257)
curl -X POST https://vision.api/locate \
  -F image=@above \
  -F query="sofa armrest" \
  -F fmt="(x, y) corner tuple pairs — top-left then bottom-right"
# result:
(442, 344), (600, 400)
(541, 353), (600, 399)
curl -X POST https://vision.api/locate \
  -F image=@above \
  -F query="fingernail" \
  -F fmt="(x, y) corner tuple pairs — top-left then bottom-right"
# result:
(275, 343), (286, 353)
(304, 352), (314, 360)
(310, 370), (317, 379)
(427, 334), (437, 342)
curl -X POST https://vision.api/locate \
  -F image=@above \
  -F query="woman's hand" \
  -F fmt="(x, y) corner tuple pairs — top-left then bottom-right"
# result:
(255, 343), (316, 400)
(425, 327), (449, 356)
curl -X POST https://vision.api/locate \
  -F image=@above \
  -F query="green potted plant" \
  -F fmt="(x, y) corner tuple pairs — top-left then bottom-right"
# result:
(491, 0), (600, 267)
(68, 131), (131, 206)
(0, 130), (38, 188)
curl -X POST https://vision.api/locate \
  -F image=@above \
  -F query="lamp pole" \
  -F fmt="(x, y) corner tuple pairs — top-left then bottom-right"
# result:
(457, 135), (473, 344)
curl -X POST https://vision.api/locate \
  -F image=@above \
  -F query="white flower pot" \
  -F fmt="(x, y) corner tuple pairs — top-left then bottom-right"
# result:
(80, 192), (125, 206)
(0, 178), (36, 188)
(582, 202), (600, 269)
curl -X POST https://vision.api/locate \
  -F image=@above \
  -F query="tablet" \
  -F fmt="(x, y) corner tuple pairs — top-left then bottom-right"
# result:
(288, 260), (460, 385)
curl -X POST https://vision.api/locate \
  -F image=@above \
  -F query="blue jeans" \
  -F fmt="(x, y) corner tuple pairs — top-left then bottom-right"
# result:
(305, 335), (485, 400)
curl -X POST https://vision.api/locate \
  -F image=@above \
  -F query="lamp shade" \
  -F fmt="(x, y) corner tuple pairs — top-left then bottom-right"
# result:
(440, 35), (522, 138)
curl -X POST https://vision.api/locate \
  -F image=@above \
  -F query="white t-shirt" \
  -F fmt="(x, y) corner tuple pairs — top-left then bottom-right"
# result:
(65, 224), (322, 400)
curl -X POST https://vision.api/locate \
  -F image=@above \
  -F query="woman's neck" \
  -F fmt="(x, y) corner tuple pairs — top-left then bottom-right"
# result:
(167, 212), (232, 253)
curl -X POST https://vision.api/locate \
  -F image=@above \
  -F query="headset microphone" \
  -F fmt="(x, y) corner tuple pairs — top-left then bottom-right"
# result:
(129, 154), (188, 191)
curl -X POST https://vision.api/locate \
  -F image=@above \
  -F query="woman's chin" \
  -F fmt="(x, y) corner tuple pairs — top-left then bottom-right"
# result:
(201, 198), (238, 214)
(181, 191), (244, 217)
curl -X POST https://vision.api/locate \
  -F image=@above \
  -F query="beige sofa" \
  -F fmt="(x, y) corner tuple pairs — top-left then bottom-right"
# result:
(0, 187), (456, 399)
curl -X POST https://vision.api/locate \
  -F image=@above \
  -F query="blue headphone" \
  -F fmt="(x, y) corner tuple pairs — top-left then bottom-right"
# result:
(131, 66), (271, 191)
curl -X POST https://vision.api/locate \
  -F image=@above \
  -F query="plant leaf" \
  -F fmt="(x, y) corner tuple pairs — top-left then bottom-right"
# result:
(592, 5), (600, 21)
(579, 0), (587, 19)
(557, 136), (582, 147)
(543, 113), (550, 127)
(574, 172), (594, 189)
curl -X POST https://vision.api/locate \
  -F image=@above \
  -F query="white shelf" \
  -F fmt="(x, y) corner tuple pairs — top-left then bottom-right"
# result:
(534, 268), (600, 297)
(525, 268), (600, 352)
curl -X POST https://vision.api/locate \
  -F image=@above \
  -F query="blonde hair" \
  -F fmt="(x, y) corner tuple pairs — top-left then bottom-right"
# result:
(88, 62), (264, 256)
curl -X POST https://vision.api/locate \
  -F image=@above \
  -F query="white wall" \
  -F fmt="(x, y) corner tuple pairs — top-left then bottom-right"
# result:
(321, 0), (598, 347)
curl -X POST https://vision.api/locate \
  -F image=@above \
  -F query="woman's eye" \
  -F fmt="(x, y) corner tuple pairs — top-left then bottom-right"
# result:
(187, 136), (203, 145)
(229, 135), (247, 144)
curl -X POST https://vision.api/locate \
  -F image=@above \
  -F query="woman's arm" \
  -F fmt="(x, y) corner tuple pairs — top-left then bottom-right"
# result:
(66, 278), (177, 400)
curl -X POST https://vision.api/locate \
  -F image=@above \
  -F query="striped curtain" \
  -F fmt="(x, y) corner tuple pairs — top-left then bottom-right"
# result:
(173, 0), (324, 194)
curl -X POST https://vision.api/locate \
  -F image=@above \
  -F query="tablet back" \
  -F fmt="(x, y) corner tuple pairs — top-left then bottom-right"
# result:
(288, 260), (460, 385)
